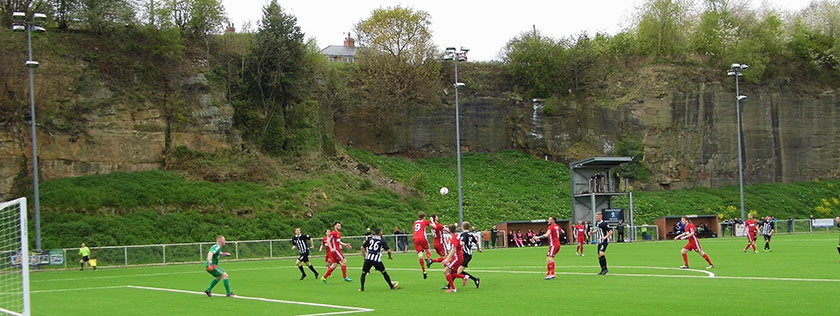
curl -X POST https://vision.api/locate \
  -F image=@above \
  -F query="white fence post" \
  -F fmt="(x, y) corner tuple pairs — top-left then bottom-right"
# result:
(235, 242), (239, 260)
(124, 247), (128, 266)
(162, 245), (166, 263)
(269, 241), (273, 258)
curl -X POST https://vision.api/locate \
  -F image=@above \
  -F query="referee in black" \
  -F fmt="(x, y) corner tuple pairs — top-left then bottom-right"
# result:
(291, 228), (319, 280)
(590, 212), (613, 275)
(359, 228), (398, 291)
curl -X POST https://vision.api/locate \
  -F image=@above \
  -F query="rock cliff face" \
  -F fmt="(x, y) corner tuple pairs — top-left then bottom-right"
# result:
(0, 74), (240, 199)
(335, 82), (840, 190)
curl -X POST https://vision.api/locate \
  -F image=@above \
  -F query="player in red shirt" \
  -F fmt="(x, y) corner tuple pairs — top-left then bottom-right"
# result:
(318, 229), (332, 267)
(574, 220), (587, 256)
(743, 214), (759, 253)
(426, 214), (448, 267)
(321, 221), (353, 284)
(441, 223), (467, 293)
(532, 216), (562, 280)
(674, 216), (714, 269)
(412, 212), (433, 279)
(430, 214), (446, 257)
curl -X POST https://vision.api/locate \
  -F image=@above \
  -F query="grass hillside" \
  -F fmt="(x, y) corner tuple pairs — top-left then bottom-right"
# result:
(35, 150), (840, 249)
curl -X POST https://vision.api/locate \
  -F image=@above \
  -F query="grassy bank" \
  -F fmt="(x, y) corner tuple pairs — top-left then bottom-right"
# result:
(35, 150), (839, 249)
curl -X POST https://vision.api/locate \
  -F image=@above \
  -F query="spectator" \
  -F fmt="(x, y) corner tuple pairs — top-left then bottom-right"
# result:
(787, 217), (793, 233)
(491, 226), (499, 249)
(810, 214), (816, 232)
(364, 227), (372, 241)
(585, 221), (591, 239)
(526, 229), (536, 246)
(393, 227), (406, 252)
(617, 220), (625, 242)
(514, 230), (525, 247)
(594, 172), (604, 193)
(482, 229), (491, 249)
(508, 232), (515, 248)
(536, 229), (545, 246)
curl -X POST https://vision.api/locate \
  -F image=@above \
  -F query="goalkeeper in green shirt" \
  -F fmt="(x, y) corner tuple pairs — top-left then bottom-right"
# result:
(79, 243), (95, 271)
(204, 236), (235, 297)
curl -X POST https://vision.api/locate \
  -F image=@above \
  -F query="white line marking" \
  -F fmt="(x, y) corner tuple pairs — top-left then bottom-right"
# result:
(476, 265), (715, 277)
(30, 285), (130, 294)
(396, 265), (840, 283)
(127, 285), (374, 316)
(32, 266), (299, 283)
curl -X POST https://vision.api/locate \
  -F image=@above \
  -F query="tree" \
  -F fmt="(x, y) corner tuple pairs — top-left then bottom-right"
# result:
(635, 0), (692, 58)
(353, 6), (440, 134)
(614, 137), (650, 181)
(184, 0), (226, 37)
(78, 0), (135, 33)
(502, 29), (566, 98)
(237, 0), (316, 155)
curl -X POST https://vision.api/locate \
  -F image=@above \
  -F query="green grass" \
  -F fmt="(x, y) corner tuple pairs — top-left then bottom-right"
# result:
(29, 232), (840, 315)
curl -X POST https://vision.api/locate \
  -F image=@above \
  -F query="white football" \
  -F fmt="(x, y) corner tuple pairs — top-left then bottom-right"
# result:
(440, 187), (449, 195)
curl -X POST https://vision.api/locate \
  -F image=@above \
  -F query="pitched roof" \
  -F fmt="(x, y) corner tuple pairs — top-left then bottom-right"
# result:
(321, 45), (357, 57)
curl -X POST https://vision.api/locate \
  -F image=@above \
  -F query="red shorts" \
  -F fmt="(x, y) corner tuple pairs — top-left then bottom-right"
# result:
(327, 250), (345, 263)
(547, 244), (560, 257)
(414, 238), (430, 252)
(747, 234), (756, 242)
(684, 240), (701, 251)
(577, 236), (586, 244)
(445, 257), (462, 270)
(433, 242), (446, 256)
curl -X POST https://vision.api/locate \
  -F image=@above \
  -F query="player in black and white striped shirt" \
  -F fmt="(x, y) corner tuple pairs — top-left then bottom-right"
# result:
(291, 228), (319, 280)
(589, 212), (613, 275)
(457, 222), (481, 288)
(359, 228), (398, 292)
(762, 216), (775, 252)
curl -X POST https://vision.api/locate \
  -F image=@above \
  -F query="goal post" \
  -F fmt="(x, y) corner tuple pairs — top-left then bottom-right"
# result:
(0, 197), (30, 316)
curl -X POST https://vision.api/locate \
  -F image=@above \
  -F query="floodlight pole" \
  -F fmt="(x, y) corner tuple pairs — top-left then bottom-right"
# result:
(13, 13), (44, 250)
(729, 64), (747, 221)
(444, 47), (468, 226)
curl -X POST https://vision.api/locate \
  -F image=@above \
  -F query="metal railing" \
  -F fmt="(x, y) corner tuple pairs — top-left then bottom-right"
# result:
(58, 232), (486, 269)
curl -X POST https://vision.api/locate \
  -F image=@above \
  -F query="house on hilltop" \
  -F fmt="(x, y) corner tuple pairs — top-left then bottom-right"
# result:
(321, 33), (357, 63)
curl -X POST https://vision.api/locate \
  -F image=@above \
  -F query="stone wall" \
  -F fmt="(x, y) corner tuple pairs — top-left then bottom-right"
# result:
(0, 74), (241, 199)
(335, 83), (840, 190)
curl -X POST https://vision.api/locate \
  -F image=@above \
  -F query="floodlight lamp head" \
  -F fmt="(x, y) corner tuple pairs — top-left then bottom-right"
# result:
(32, 13), (46, 21)
(12, 24), (25, 32)
(727, 71), (736, 76)
(455, 82), (466, 88)
(737, 95), (748, 101)
(446, 47), (456, 52)
(741, 64), (749, 70)
(730, 63), (741, 70)
(457, 56), (466, 62)
(460, 47), (469, 52)
(32, 25), (46, 33)
(443, 55), (454, 61)
(12, 11), (25, 20)
(25, 60), (39, 69)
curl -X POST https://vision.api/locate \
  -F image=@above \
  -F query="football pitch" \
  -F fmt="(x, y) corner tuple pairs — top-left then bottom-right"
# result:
(31, 233), (839, 315)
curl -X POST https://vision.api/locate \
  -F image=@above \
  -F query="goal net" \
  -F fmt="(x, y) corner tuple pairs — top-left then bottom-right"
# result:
(0, 198), (30, 316)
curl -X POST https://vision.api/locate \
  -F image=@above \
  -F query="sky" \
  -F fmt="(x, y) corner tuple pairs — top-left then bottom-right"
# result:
(222, 0), (816, 61)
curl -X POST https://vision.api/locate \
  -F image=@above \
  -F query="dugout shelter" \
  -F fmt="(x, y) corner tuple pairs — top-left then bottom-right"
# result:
(654, 215), (720, 240)
(495, 219), (572, 247)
